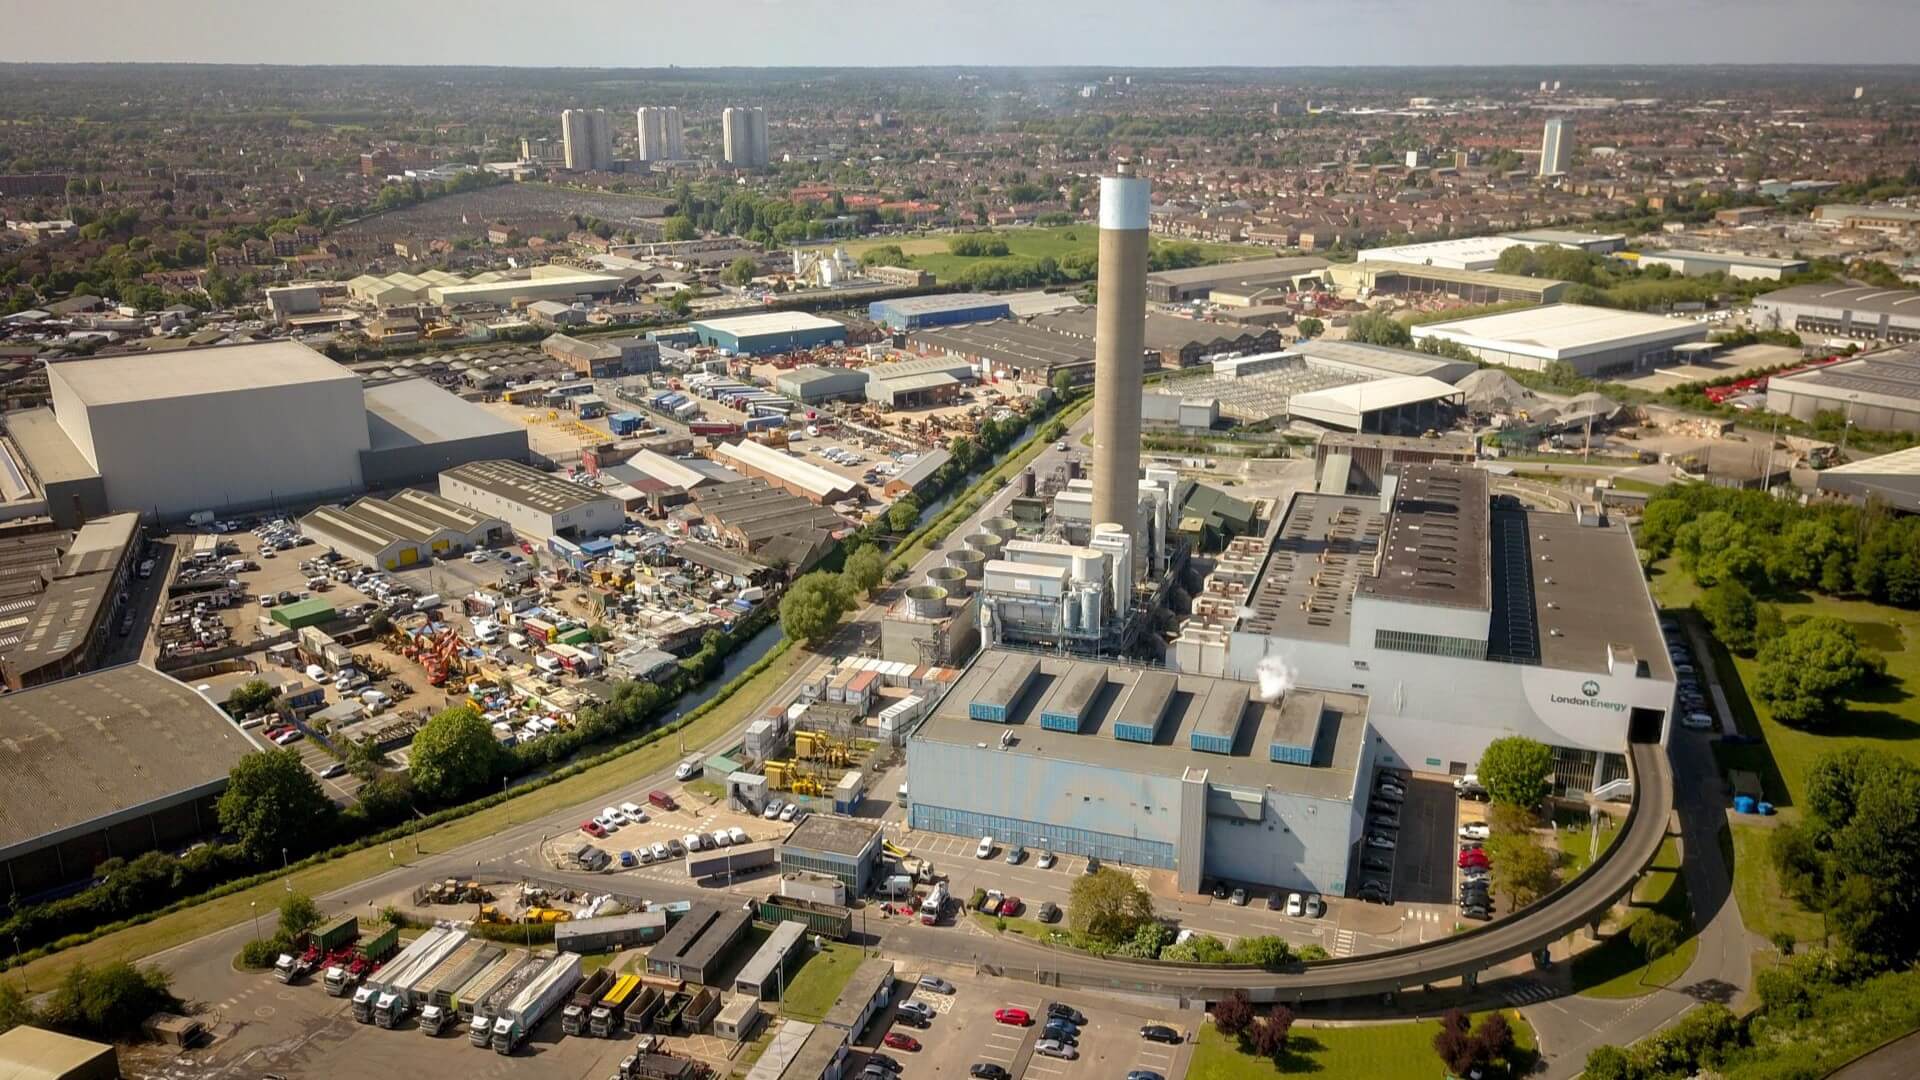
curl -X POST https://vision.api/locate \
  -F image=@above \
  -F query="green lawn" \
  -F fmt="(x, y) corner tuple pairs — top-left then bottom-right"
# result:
(1727, 822), (1827, 947)
(873, 225), (1265, 283)
(969, 911), (1058, 941)
(1190, 1011), (1535, 1080)
(777, 941), (863, 1022)
(1573, 836), (1699, 998)
(1552, 806), (1623, 880)
(1649, 559), (1920, 808)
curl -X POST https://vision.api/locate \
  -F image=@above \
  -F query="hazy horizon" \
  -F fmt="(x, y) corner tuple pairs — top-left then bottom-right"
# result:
(5, 0), (1919, 68)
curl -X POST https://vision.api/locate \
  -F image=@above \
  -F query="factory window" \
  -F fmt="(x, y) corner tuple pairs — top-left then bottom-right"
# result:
(1353, 660), (1369, 671)
(1374, 629), (1486, 660)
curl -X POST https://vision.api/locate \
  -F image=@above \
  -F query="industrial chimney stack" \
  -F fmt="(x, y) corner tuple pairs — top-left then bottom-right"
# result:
(1091, 162), (1150, 531)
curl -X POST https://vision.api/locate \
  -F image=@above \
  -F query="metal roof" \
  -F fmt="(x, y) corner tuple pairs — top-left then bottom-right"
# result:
(1361, 465), (1491, 612)
(692, 311), (846, 337)
(47, 340), (354, 405)
(442, 459), (613, 515)
(1411, 303), (1708, 360)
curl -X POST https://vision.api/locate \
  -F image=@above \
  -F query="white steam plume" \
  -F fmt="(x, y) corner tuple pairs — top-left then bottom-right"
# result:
(1254, 654), (1294, 703)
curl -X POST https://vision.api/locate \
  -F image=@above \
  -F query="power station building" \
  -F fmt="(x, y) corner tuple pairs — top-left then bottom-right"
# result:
(1170, 464), (1674, 796)
(907, 649), (1373, 896)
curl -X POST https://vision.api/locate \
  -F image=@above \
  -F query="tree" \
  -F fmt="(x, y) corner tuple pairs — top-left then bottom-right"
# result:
(1246, 1007), (1292, 1057)
(1478, 736), (1555, 807)
(1294, 316), (1324, 339)
(722, 257), (758, 287)
(37, 961), (176, 1042)
(1433, 1009), (1474, 1075)
(1212, 991), (1252, 1037)
(1488, 833), (1557, 907)
(1345, 311), (1412, 347)
(0, 979), (35, 1036)
(886, 496), (921, 533)
(860, 244), (908, 269)
(1227, 934), (1292, 968)
(661, 216), (696, 242)
(1628, 912), (1684, 983)
(664, 290), (692, 316)
(1470, 1011), (1515, 1064)
(1698, 581), (1760, 654)
(408, 705), (508, 803)
(1673, 510), (1763, 589)
(225, 678), (277, 717)
(278, 891), (321, 940)
(779, 570), (853, 644)
(216, 749), (336, 864)
(842, 546), (888, 598)
(1752, 617), (1875, 727)
(1067, 867), (1156, 946)
(1051, 369), (1076, 400)
(1582, 1044), (1635, 1080)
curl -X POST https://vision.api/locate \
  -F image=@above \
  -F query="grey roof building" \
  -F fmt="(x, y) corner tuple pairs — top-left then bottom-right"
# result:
(1753, 284), (1920, 345)
(1767, 343), (1920, 433)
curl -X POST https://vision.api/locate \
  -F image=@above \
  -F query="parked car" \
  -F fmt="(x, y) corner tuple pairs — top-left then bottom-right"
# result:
(998, 895), (1023, 917)
(993, 1008), (1031, 1026)
(1036, 850), (1056, 870)
(1459, 822), (1491, 841)
(1047, 1003), (1085, 1025)
(1358, 881), (1390, 904)
(1037, 901), (1060, 923)
(1460, 904), (1493, 922)
(969, 1066), (1009, 1080)
(1140, 1024), (1183, 1044)
(976, 835), (995, 859)
(916, 975), (954, 994)
(580, 821), (606, 839)
(727, 826), (748, 845)
(1682, 712), (1715, 730)
(1230, 887), (1248, 907)
(882, 1033), (921, 1052)
(1367, 833), (1397, 850)
(897, 1001), (935, 1022)
(780, 803), (800, 822)
(319, 762), (347, 779)
(763, 799), (784, 820)
(1005, 845), (1025, 865)
(1459, 848), (1491, 870)
(1034, 1041), (1078, 1060)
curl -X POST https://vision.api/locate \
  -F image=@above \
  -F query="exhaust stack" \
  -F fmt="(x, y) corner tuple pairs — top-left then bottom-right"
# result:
(1091, 162), (1150, 531)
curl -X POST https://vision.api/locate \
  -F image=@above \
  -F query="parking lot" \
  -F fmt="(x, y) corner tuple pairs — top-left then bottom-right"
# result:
(1383, 775), (1460, 905)
(542, 787), (796, 880)
(860, 967), (1193, 1080)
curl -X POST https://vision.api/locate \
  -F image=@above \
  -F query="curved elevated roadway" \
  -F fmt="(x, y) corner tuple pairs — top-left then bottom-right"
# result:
(977, 739), (1674, 1004)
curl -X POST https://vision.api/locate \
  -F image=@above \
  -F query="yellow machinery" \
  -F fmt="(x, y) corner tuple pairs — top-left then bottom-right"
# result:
(764, 760), (797, 790)
(794, 731), (853, 767)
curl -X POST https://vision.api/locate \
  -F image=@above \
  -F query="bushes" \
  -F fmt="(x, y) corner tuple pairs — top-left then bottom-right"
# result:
(16, 960), (179, 1042)
(238, 935), (291, 970)
(469, 919), (556, 945)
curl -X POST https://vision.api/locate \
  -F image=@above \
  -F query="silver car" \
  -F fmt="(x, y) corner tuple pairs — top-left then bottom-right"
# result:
(1034, 1040), (1078, 1060)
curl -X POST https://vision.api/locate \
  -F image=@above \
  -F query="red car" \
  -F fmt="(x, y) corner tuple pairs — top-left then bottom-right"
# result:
(1458, 848), (1490, 869)
(882, 1033), (921, 1051)
(998, 895), (1023, 917)
(581, 821), (607, 838)
(994, 1007), (1032, 1026)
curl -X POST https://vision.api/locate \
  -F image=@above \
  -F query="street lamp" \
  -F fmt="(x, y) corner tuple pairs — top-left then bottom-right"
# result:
(250, 900), (261, 941)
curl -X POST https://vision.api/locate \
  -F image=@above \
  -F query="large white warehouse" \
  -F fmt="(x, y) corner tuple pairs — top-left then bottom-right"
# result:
(46, 342), (369, 517)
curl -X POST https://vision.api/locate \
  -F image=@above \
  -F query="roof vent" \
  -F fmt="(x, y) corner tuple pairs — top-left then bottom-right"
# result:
(1546, 601), (1559, 609)
(1549, 628), (1563, 637)
(1544, 577), (1556, 585)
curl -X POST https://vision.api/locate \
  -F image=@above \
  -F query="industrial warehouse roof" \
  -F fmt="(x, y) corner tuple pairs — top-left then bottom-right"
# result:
(1756, 283), (1920, 318)
(1357, 235), (1526, 269)
(1355, 259), (1572, 296)
(1032, 307), (1278, 355)
(1145, 255), (1330, 287)
(920, 650), (1366, 801)
(779, 366), (868, 390)
(5, 408), (97, 484)
(783, 814), (880, 857)
(1360, 465), (1491, 611)
(46, 340), (356, 405)
(1768, 344), (1920, 411)
(0, 1026), (116, 1080)
(624, 448), (716, 492)
(1410, 304), (1707, 360)
(443, 459), (610, 514)
(862, 355), (976, 383)
(691, 311), (846, 336)
(712, 439), (853, 501)
(386, 488), (500, 534)
(1287, 375), (1464, 422)
(1815, 444), (1920, 510)
(1242, 492), (1387, 642)
(872, 294), (1012, 316)
(301, 504), (404, 556)
(0, 664), (260, 857)
(1293, 338), (1474, 382)
(0, 513), (139, 683)
(907, 322), (1093, 372)
(1639, 249), (1809, 270)
(362, 378), (522, 449)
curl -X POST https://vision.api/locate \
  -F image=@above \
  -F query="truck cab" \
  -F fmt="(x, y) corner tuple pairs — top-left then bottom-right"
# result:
(561, 1003), (588, 1035)
(323, 966), (354, 997)
(351, 985), (378, 1023)
(468, 1014), (493, 1046)
(374, 991), (406, 1028)
(490, 1015), (515, 1053)
(419, 1003), (449, 1036)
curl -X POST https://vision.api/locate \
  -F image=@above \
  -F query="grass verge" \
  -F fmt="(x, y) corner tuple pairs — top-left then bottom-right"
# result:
(1726, 821), (1826, 947)
(1572, 836), (1698, 998)
(777, 941), (863, 1022)
(1189, 1010), (1535, 1080)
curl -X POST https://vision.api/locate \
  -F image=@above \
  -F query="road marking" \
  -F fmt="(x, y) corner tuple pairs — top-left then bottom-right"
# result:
(1333, 928), (1357, 957)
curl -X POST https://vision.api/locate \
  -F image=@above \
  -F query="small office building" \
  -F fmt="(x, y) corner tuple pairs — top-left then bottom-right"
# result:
(733, 920), (808, 1000)
(644, 903), (750, 985)
(778, 816), (883, 896)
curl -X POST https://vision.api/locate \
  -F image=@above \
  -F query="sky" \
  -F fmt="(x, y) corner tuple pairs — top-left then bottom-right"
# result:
(3, 0), (1919, 67)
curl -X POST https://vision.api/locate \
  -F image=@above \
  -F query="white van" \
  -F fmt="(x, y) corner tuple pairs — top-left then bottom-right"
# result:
(412, 593), (442, 612)
(674, 757), (703, 781)
(471, 620), (499, 644)
(508, 632), (529, 650)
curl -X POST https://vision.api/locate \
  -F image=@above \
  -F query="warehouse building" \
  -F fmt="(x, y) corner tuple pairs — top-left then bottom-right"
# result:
(541, 333), (661, 378)
(0, 664), (261, 894)
(0, 1028), (118, 1080)
(1812, 204), (1920, 234)
(1752, 284), (1920, 345)
(425, 266), (626, 307)
(0, 513), (141, 690)
(1502, 229), (1627, 254)
(777, 816), (883, 896)
(1356, 236), (1524, 271)
(689, 479), (845, 564)
(1634, 249), (1809, 281)
(1172, 465), (1673, 796)
(862, 355), (977, 409)
(1814, 443), (1920, 510)
(908, 650), (1371, 896)
(1331, 260), (1572, 305)
(439, 459), (623, 541)
(15, 344), (525, 520)
(868, 294), (1011, 331)
(359, 378), (531, 488)
(1293, 338), (1476, 384)
(1410, 303), (1709, 376)
(1286, 375), (1465, 434)
(645, 902), (750, 985)
(905, 321), (1095, 385)
(1766, 344), (1920, 432)
(775, 366), (869, 405)
(711, 439), (859, 504)
(1033, 307), (1286, 369)
(1142, 393), (1220, 433)
(385, 488), (507, 548)
(691, 312), (848, 356)
(299, 492), (505, 569)
(1145, 256), (1331, 303)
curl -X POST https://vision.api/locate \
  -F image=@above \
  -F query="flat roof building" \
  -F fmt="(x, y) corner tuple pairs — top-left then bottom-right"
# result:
(0, 512), (140, 690)
(909, 649), (1371, 896)
(863, 355), (976, 410)
(733, 919), (808, 1000)
(644, 902), (750, 985)
(1292, 339), (1476, 384)
(0, 664), (261, 895)
(691, 312), (847, 356)
(868, 295), (1011, 332)
(1286, 375), (1465, 434)
(1410, 303), (1710, 376)
(1634, 249), (1809, 282)
(711, 440), (858, 505)
(774, 367), (869, 405)
(360, 378), (531, 489)
(1767, 343), (1920, 433)
(439, 459), (623, 541)
(1177, 464), (1673, 803)
(778, 816), (882, 896)
(1145, 256), (1331, 303)
(1752, 284), (1920, 346)
(1032, 307), (1284, 368)
(905, 322), (1095, 385)
(1815, 442), (1920, 510)
(1332, 260), (1573, 305)
(1314, 431), (1479, 495)
(0, 1027), (118, 1080)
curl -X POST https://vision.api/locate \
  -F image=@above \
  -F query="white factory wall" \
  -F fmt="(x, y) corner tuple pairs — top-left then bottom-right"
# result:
(68, 376), (369, 517)
(1350, 594), (1492, 657)
(1201, 781), (1359, 896)
(436, 475), (621, 541)
(1222, 632), (1669, 775)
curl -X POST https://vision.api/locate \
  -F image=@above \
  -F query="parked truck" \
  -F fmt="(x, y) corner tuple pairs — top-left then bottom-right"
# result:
(560, 968), (615, 1036)
(686, 842), (775, 881)
(589, 974), (642, 1037)
(416, 941), (501, 1036)
(468, 952), (544, 1047)
(274, 913), (360, 984)
(756, 895), (854, 941)
(325, 921), (399, 997)
(353, 924), (464, 1025)
(492, 952), (582, 1054)
(376, 926), (470, 1029)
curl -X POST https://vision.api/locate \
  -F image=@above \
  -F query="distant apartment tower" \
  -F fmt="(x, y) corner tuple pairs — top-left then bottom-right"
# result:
(722, 107), (768, 168)
(636, 106), (685, 161)
(561, 108), (614, 172)
(1538, 117), (1573, 177)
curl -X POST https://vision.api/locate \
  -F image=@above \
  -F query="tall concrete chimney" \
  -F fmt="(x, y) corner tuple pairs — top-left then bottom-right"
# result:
(1091, 162), (1150, 531)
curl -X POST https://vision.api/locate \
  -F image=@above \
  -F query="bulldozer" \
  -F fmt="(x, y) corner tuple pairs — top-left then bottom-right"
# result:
(428, 878), (493, 905)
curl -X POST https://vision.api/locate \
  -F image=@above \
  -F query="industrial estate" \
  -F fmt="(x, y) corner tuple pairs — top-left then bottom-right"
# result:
(0, 43), (1918, 1080)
